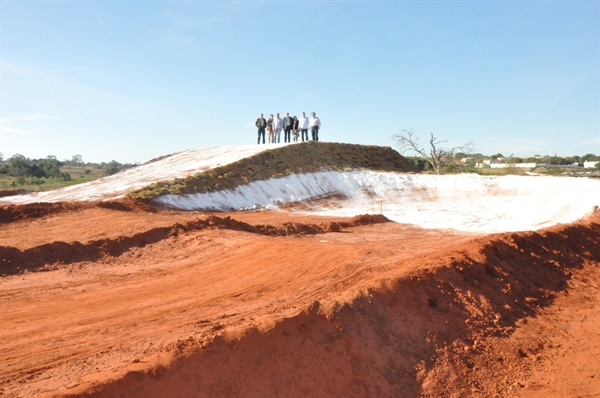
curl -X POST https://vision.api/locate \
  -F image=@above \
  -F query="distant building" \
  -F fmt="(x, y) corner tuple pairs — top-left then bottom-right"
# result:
(584, 161), (599, 168)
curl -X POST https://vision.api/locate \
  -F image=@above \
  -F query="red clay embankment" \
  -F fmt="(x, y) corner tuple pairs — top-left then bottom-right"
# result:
(54, 215), (600, 398)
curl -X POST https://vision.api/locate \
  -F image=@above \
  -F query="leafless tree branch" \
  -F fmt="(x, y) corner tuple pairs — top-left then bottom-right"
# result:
(393, 129), (473, 174)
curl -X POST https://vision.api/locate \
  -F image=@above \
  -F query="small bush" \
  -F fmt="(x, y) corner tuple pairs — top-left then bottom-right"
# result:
(505, 165), (526, 175)
(442, 163), (461, 174)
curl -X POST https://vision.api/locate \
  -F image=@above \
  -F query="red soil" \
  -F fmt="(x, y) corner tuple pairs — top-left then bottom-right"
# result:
(0, 203), (598, 397)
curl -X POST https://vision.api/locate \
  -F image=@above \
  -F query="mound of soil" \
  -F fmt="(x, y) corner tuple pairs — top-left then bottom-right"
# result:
(64, 215), (599, 398)
(130, 142), (415, 201)
(0, 198), (155, 224)
(0, 189), (29, 198)
(1, 204), (598, 398)
(0, 214), (391, 276)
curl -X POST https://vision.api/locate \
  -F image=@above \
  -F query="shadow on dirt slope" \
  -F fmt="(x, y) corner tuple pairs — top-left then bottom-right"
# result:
(66, 216), (600, 398)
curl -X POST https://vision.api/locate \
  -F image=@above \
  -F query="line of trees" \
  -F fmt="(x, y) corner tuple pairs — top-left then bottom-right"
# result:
(0, 154), (72, 181)
(0, 153), (138, 182)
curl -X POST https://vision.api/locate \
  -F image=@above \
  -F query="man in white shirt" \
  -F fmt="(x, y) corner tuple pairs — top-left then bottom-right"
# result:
(298, 112), (310, 142)
(283, 112), (294, 143)
(309, 112), (321, 141)
(273, 113), (283, 143)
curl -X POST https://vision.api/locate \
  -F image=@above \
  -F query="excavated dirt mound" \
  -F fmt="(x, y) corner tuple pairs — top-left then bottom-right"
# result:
(0, 199), (149, 224)
(0, 189), (29, 199)
(0, 206), (598, 398)
(68, 216), (600, 398)
(129, 141), (415, 200)
(0, 214), (389, 276)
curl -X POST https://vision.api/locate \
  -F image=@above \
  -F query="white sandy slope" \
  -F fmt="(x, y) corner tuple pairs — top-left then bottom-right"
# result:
(1, 145), (598, 233)
(0, 145), (272, 204)
(156, 171), (600, 233)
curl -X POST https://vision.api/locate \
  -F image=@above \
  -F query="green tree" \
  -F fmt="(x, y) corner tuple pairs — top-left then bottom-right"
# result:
(71, 154), (83, 165)
(549, 157), (567, 165)
(8, 154), (30, 177)
(582, 153), (600, 162)
(507, 157), (523, 164)
(104, 161), (122, 176)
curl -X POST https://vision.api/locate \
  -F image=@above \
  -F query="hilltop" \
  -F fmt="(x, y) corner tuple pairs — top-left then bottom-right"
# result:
(1, 142), (598, 233)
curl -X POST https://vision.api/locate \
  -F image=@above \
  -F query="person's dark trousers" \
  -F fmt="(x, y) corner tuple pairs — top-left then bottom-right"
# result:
(284, 128), (292, 143)
(311, 127), (319, 141)
(301, 129), (308, 141)
(257, 129), (265, 144)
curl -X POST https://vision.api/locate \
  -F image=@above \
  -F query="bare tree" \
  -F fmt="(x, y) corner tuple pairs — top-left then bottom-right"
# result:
(393, 129), (473, 174)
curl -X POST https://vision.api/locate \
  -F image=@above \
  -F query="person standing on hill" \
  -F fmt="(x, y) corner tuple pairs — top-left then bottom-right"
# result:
(273, 113), (283, 143)
(292, 116), (299, 142)
(283, 112), (294, 143)
(309, 112), (321, 141)
(267, 115), (274, 144)
(255, 113), (267, 144)
(298, 112), (309, 142)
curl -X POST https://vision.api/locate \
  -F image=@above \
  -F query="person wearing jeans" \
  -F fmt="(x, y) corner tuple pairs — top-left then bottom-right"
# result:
(273, 113), (283, 143)
(255, 113), (267, 144)
(298, 112), (310, 141)
(283, 112), (293, 143)
(309, 112), (321, 141)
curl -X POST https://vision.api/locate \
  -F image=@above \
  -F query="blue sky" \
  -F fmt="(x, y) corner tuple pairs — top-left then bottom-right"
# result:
(1, 1), (598, 163)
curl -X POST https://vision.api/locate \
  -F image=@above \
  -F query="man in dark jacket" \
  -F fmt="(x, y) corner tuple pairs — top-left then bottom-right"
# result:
(283, 112), (294, 143)
(255, 113), (267, 144)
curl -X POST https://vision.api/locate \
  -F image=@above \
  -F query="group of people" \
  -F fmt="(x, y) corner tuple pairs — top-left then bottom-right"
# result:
(255, 112), (321, 144)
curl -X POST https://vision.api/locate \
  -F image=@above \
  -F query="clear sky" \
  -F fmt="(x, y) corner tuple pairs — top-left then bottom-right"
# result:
(1, 1), (598, 163)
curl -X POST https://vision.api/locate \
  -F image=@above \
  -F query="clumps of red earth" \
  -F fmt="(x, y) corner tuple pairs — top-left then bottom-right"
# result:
(2, 202), (598, 398)
(64, 215), (600, 398)
(0, 214), (390, 276)
(0, 199), (145, 224)
(0, 189), (29, 198)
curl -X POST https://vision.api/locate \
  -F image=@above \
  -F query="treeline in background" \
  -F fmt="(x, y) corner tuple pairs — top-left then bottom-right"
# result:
(0, 153), (137, 191)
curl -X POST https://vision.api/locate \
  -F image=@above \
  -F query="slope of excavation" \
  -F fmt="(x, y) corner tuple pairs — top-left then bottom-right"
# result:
(0, 143), (412, 205)
(1, 143), (597, 233)
(0, 211), (471, 398)
(0, 207), (598, 397)
(0, 214), (387, 275)
(0, 145), (271, 204)
(156, 172), (599, 233)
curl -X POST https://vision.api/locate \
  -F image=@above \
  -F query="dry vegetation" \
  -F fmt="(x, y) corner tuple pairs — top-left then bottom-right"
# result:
(129, 142), (415, 201)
